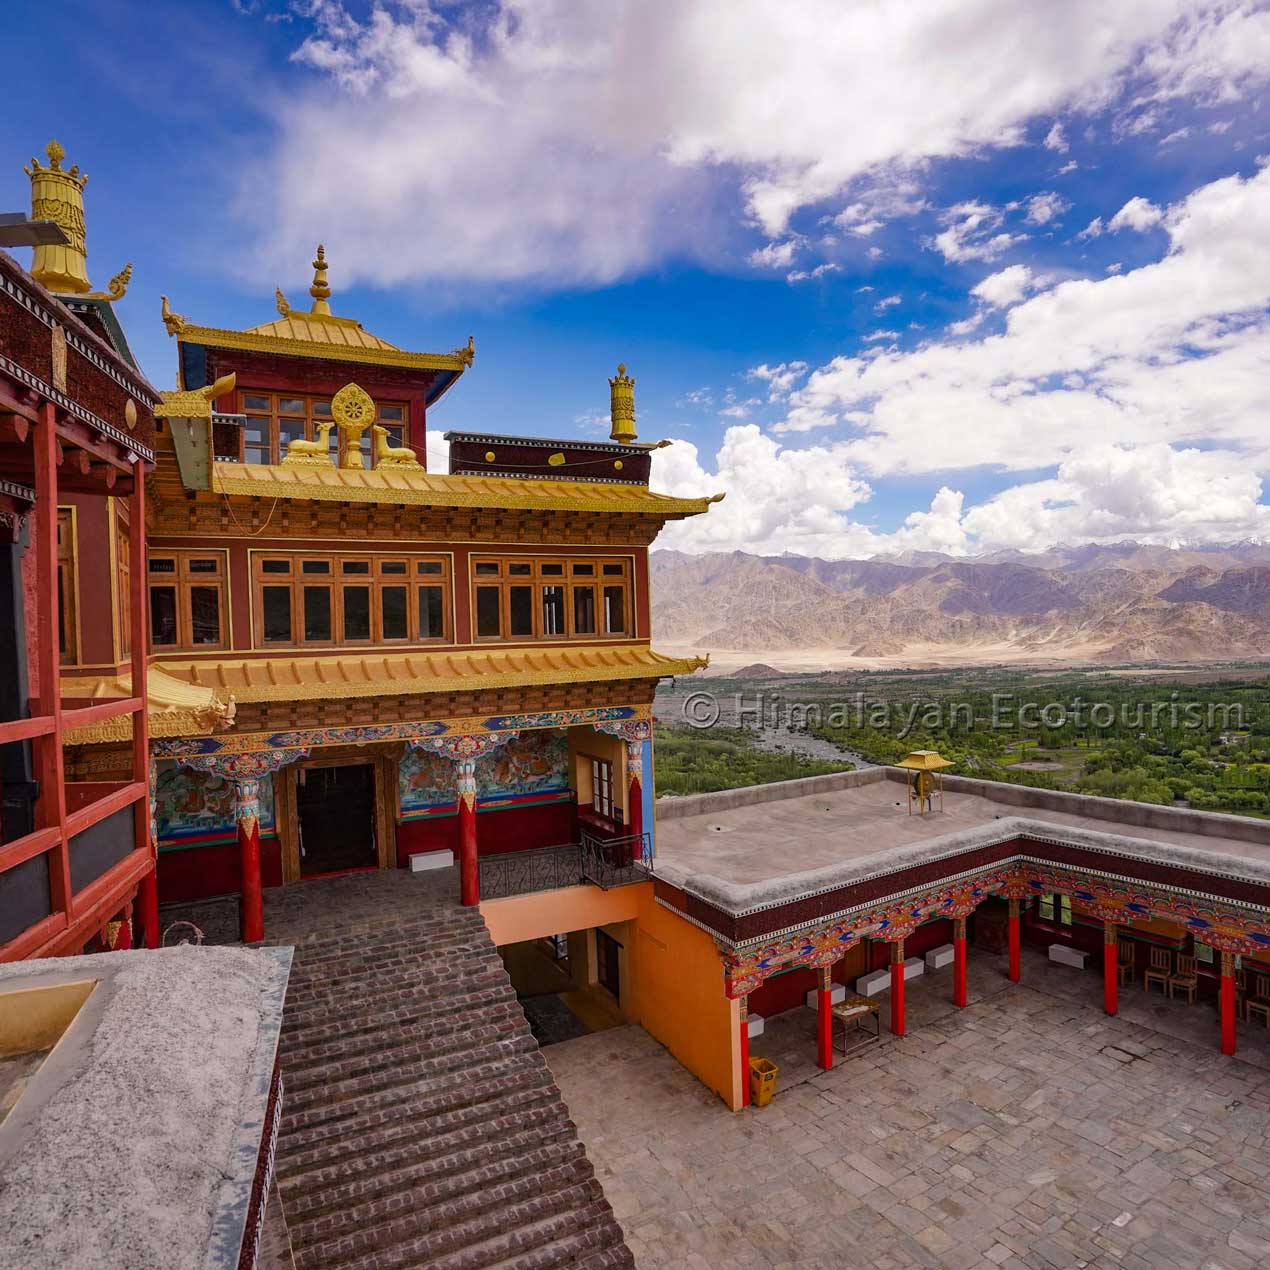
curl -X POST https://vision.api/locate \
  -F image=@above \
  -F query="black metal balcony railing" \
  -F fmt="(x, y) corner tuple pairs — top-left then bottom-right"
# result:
(478, 844), (582, 900)
(477, 832), (653, 900)
(581, 830), (652, 891)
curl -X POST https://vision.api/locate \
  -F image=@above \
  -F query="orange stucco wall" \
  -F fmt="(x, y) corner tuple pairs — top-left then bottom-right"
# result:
(627, 891), (740, 1109)
(481, 882), (741, 1110)
(481, 884), (644, 947)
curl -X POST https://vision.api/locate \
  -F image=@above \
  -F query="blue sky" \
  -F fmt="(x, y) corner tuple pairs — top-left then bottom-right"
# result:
(7, 1), (1270, 558)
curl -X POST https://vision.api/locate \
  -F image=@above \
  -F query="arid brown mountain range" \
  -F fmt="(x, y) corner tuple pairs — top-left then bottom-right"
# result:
(651, 543), (1270, 664)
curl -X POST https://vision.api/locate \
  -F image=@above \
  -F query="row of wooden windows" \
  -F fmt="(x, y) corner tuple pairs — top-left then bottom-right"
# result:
(237, 390), (408, 467)
(252, 554), (450, 647)
(147, 552), (634, 650)
(471, 556), (630, 641)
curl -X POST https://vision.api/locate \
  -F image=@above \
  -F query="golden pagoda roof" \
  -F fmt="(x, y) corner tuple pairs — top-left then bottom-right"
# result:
(162, 244), (475, 376)
(896, 750), (954, 771)
(61, 666), (234, 743)
(155, 643), (708, 705)
(210, 460), (722, 516)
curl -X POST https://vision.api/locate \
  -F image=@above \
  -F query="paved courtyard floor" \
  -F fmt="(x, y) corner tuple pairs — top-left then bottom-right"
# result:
(547, 949), (1270, 1270)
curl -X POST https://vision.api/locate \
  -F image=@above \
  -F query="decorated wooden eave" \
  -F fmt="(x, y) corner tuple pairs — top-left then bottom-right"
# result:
(152, 642), (709, 705)
(61, 665), (234, 743)
(0, 254), (157, 494)
(208, 459), (723, 518)
(161, 245), (474, 406)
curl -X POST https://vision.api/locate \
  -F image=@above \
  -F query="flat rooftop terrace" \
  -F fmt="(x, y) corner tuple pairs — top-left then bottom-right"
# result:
(652, 769), (1270, 941)
(655, 768), (1270, 888)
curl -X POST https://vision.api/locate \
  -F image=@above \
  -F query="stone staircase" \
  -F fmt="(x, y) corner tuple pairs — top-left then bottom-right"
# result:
(271, 903), (634, 1270)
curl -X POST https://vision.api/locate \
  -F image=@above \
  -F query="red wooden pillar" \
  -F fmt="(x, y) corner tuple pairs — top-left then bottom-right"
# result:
(817, 965), (834, 1069)
(33, 404), (70, 924)
(890, 939), (906, 1036)
(1007, 898), (1021, 983)
(457, 757), (479, 907)
(953, 916), (968, 1008)
(236, 779), (264, 943)
(623, 740), (644, 866)
(129, 456), (159, 949)
(738, 996), (751, 1108)
(1220, 951), (1237, 1057)
(1103, 921), (1118, 1016)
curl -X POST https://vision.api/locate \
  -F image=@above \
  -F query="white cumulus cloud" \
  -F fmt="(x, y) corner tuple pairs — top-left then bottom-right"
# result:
(1108, 195), (1165, 232)
(247, 0), (1270, 288)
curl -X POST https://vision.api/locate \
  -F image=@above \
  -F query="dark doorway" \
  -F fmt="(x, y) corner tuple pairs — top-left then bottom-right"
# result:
(298, 764), (377, 877)
(596, 928), (622, 1002)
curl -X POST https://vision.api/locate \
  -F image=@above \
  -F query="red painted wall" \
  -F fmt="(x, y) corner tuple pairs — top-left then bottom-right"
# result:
(396, 800), (576, 863)
(157, 835), (283, 904)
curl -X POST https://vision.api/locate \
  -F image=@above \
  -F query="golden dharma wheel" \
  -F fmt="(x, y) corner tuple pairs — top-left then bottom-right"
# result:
(332, 382), (374, 429)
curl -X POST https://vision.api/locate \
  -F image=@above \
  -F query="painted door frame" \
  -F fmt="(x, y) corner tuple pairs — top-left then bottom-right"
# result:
(276, 744), (401, 882)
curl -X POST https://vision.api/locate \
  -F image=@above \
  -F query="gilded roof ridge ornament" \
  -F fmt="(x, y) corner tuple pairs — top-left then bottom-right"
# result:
(86, 262), (132, 302)
(452, 335), (475, 367)
(275, 287), (291, 317)
(609, 362), (637, 443)
(25, 139), (92, 293)
(309, 243), (332, 315)
(24, 140), (88, 189)
(161, 295), (186, 336)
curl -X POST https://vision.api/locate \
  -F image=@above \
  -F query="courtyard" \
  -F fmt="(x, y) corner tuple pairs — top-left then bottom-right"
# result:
(547, 949), (1270, 1270)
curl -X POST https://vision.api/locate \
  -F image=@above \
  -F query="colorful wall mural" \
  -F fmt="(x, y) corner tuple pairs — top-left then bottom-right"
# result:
(399, 729), (571, 818)
(156, 764), (276, 843)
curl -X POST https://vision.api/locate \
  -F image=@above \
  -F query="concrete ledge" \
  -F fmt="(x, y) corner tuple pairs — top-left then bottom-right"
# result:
(747, 1013), (765, 1039)
(924, 769), (1270, 847)
(925, 943), (955, 970)
(804, 983), (847, 1009)
(1049, 943), (1088, 969)
(903, 956), (925, 980)
(857, 969), (890, 996)
(409, 850), (454, 873)
(656, 765), (885, 821)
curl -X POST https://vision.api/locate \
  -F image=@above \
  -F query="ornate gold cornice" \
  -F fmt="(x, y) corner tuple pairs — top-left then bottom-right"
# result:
(175, 323), (472, 373)
(209, 460), (721, 515)
(155, 643), (707, 705)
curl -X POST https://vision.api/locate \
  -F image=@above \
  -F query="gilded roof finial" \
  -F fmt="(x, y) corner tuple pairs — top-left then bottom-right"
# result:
(309, 243), (332, 316)
(609, 362), (637, 443)
(161, 295), (186, 337)
(24, 139), (91, 294)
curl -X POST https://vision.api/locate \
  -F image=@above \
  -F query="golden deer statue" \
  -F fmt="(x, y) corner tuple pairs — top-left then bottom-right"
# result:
(372, 424), (423, 470)
(282, 420), (336, 466)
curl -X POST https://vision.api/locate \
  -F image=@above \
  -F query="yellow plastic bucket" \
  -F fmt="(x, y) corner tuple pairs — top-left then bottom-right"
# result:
(749, 1056), (778, 1107)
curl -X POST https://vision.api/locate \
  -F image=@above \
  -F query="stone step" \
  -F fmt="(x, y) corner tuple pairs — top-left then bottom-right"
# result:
(291, 1172), (606, 1270)
(278, 1060), (555, 1158)
(279, 979), (514, 1052)
(284, 1129), (586, 1237)
(283, 1019), (529, 1099)
(278, 990), (520, 1071)
(480, 1224), (636, 1270)
(281, 915), (484, 961)
(281, 1032), (540, 1115)
(283, 965), (505, 1022)
(277, 1091), (570, 1189)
